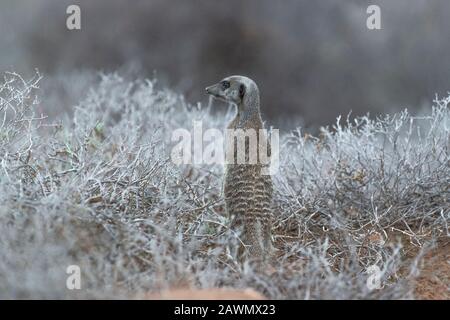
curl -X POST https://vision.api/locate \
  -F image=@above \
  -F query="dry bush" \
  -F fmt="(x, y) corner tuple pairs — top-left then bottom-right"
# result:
(0, 72), (448, 299)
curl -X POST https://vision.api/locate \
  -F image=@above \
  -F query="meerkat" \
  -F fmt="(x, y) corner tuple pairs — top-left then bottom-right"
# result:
(205, 75), (273, 268)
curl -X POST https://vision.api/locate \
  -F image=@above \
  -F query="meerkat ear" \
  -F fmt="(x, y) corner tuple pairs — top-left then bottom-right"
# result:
(239, 84), (246, 99)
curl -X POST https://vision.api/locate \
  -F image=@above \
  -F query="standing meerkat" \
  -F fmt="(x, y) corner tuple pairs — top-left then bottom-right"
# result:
(206, 75), (273, 268)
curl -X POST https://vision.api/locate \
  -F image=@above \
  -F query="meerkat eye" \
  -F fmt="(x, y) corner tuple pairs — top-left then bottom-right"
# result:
(221, 81), (230, 90)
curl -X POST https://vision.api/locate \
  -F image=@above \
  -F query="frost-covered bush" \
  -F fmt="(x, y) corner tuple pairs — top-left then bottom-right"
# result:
(0, 72), (448, 299)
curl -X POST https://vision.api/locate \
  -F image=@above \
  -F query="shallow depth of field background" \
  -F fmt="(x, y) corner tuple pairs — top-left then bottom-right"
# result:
(1, 0), (450, 130)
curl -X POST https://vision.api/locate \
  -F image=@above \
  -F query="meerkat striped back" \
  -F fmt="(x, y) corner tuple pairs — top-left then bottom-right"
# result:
(225, 162), (273, 264)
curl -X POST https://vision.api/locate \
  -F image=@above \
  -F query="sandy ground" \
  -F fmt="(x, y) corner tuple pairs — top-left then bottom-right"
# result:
(414, 241), (449, 300)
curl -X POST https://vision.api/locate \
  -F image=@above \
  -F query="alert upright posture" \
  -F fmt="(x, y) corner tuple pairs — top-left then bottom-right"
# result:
(206, 76), (273, 267)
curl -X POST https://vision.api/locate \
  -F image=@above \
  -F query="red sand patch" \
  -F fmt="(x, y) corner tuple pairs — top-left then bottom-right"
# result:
(414, 241), (449, 300)
(139, 288), (267, 300)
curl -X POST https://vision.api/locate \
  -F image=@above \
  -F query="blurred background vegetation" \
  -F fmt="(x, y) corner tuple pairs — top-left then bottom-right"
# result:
(1, 0), (449, 130)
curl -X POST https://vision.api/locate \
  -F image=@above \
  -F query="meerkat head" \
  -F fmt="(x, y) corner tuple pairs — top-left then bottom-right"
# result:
(205, 75), (258, 106)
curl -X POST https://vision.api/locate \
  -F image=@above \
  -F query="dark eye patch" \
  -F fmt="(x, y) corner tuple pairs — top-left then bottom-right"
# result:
(239, 84), (245, 98)
(221, 81), (230, 90)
